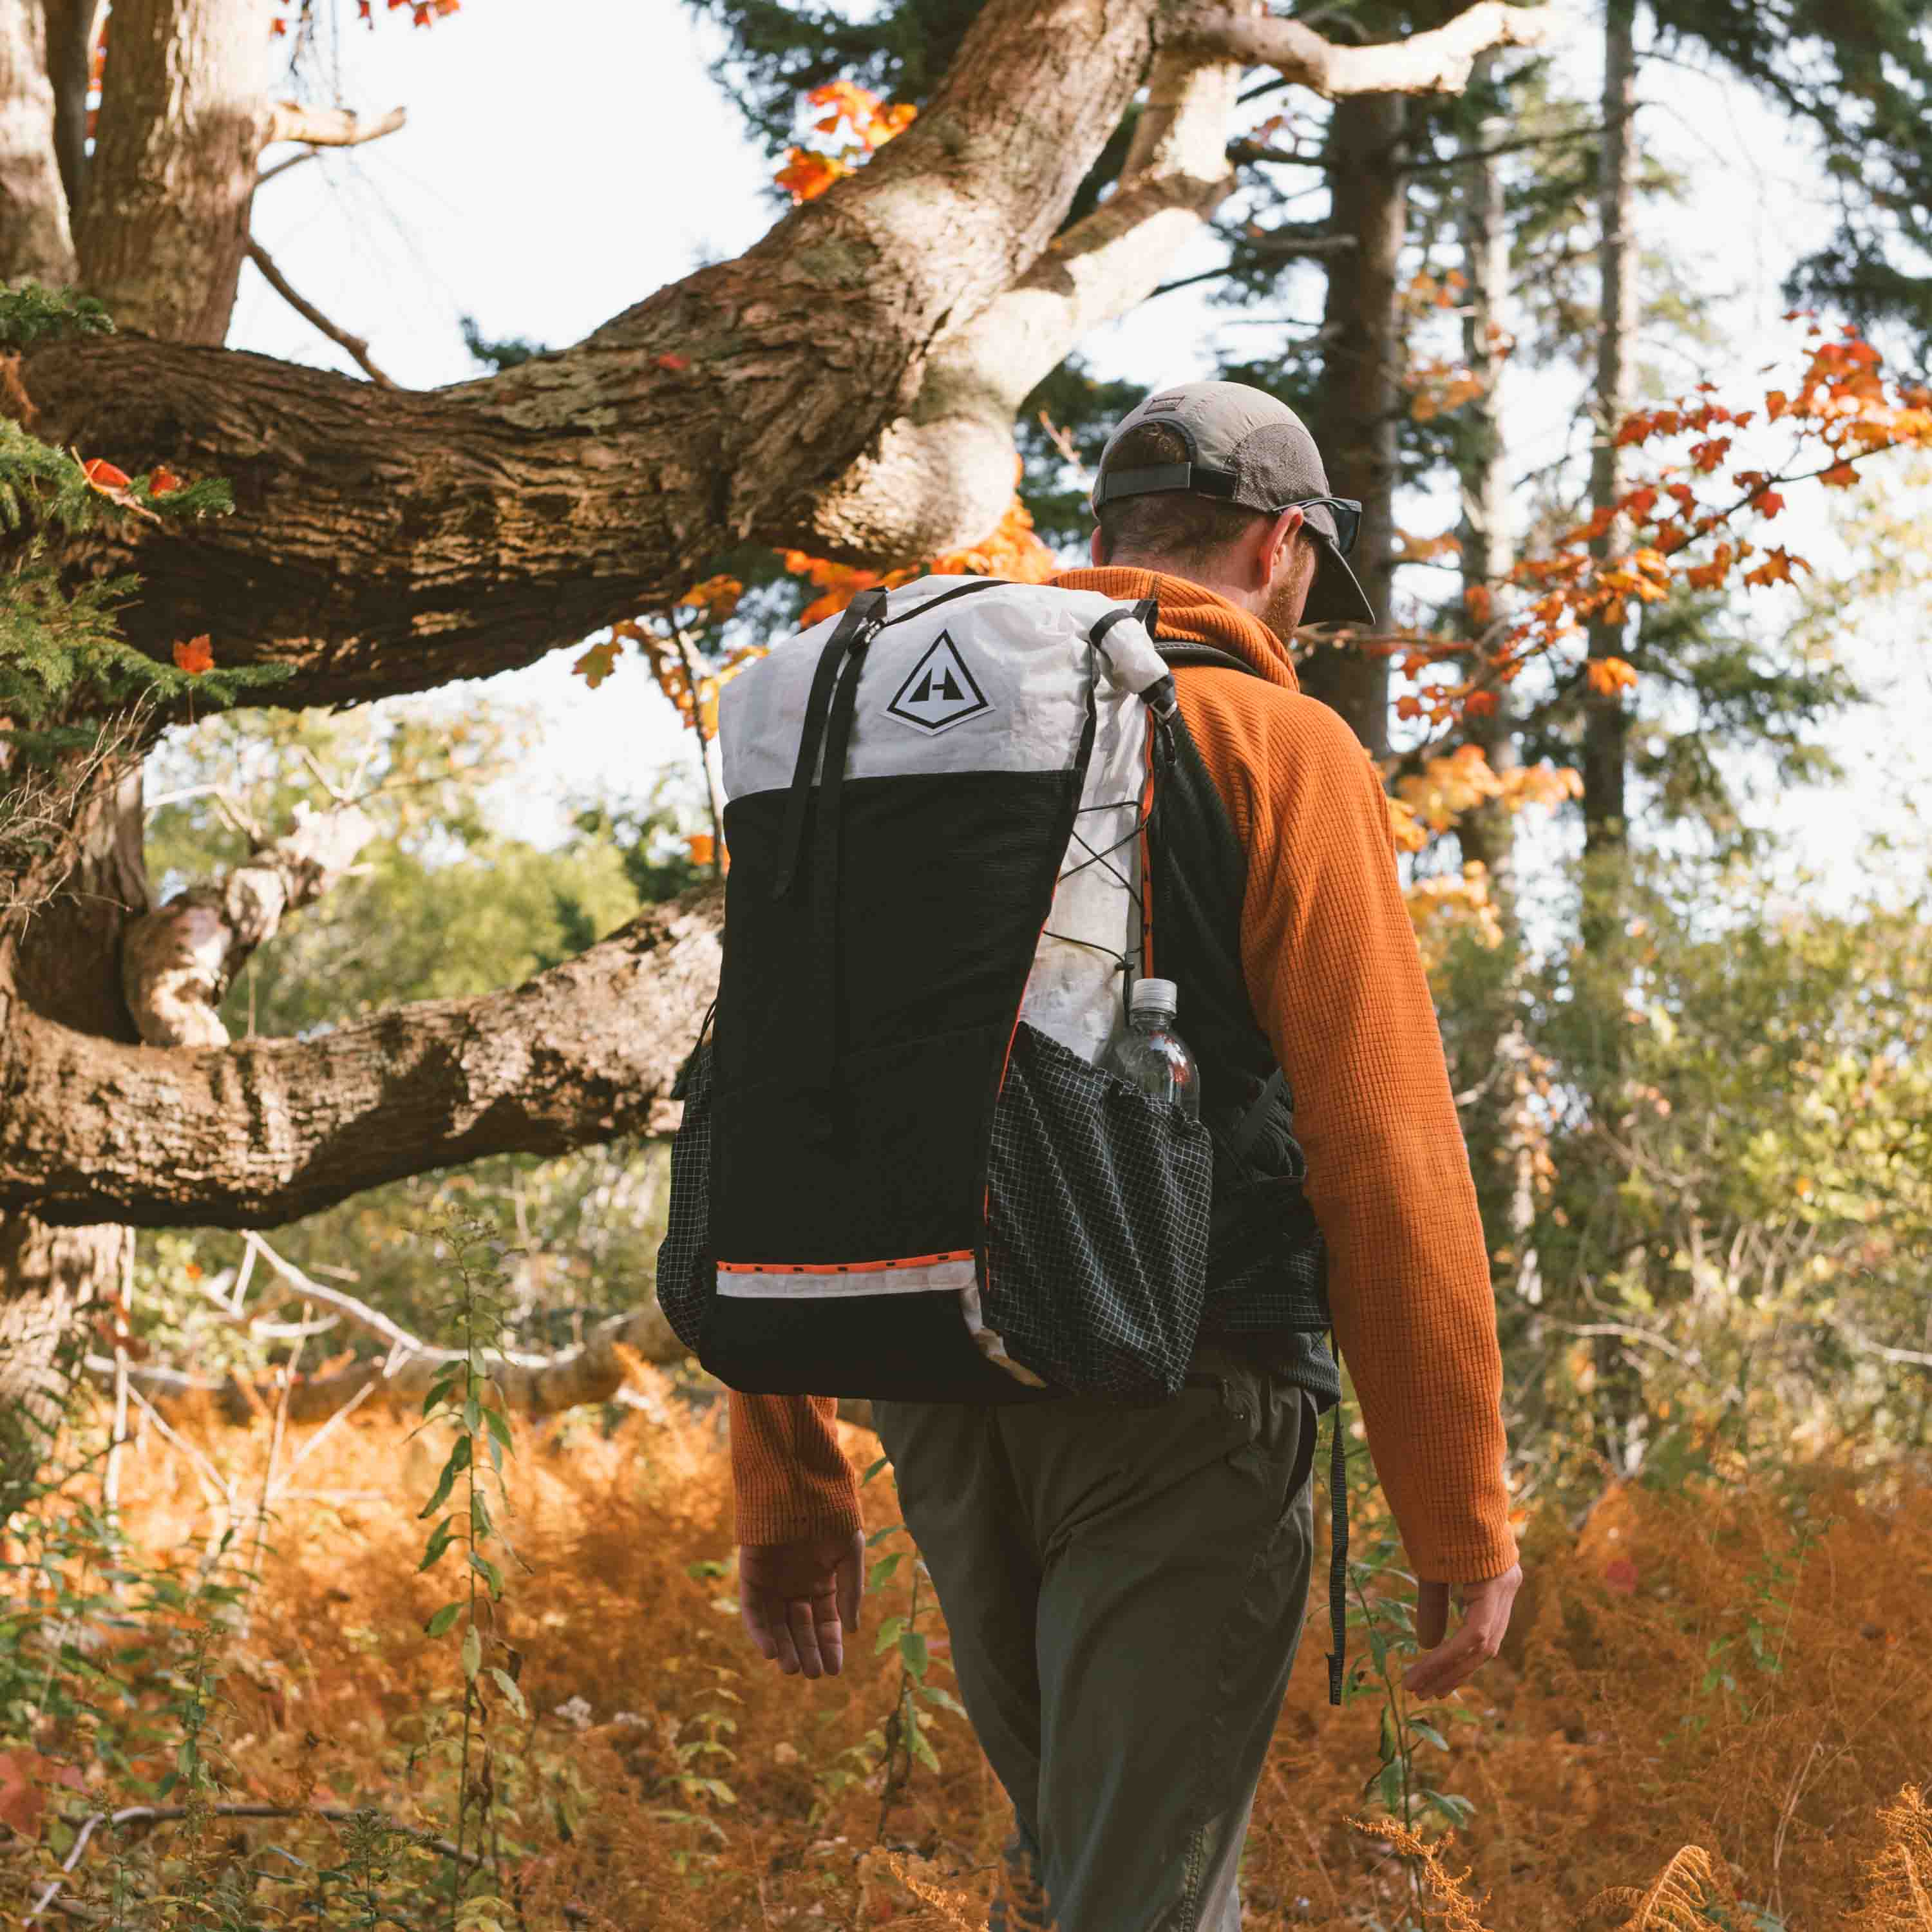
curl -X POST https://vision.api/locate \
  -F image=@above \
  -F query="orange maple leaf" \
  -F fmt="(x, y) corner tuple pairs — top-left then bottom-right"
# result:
(82, 457), (131, 491)
(572, 638), (624, 689)
(1584, 656), (1638, 697)
(172, 634), (214, 676)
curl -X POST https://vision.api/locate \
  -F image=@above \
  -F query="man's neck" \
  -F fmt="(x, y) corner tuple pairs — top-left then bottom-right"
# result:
(1097, 556), (1259, 620)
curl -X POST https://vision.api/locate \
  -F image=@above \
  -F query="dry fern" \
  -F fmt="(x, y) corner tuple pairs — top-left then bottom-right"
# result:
(1587, 1846), (1736, 1929)
(1356, 1818), (1496, 1930)
(1846, 1785), (1932, 1931)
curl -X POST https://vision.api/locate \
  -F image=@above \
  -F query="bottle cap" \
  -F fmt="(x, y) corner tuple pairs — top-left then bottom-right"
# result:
(1130, 976), (1179, 1016)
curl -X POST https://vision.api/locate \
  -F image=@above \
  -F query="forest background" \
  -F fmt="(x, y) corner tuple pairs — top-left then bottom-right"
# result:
(1, 0), (1930, 1926)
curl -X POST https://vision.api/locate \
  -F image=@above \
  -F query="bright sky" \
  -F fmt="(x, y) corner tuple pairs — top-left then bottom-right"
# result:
(205, 0), (1929, 911)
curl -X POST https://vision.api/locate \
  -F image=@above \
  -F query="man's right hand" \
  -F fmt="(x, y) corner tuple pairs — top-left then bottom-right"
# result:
(1403, 1564), (1522, 1700)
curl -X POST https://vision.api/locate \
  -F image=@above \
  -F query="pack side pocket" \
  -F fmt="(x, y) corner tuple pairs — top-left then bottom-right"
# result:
(983, 1021), (1213, 1403)
(655, 1036), (715, 1355)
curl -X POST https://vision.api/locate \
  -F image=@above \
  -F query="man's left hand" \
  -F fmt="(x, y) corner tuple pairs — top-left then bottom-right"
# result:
(739, 1531), (866, 1679)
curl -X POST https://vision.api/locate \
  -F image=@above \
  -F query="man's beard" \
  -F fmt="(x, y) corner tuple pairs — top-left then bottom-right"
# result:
(1259, 542), (1319, 643)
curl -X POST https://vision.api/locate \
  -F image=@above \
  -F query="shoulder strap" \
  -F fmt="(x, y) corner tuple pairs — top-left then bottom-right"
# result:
(1156, 641), (1260, 677)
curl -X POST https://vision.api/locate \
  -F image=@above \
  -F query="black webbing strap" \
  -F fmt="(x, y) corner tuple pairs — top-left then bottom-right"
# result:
(1229, 1068), (1287, 1162)
(1326, 1339), (1349, 1706)
(772, 589), (889, 901)
(878, 577), (1008, 629)
(1155, 641), (1256, 676)
(802, 601), (888, 1144)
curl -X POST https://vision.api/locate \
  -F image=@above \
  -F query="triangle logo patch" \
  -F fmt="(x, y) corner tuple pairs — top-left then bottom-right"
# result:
(885, 630), (992, 735)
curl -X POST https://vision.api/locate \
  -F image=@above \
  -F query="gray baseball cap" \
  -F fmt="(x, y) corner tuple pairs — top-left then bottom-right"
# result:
(1090, 381), (1376, 627)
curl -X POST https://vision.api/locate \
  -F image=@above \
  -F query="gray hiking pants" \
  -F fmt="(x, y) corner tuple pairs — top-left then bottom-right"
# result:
(871, 1341), (1318, 1932)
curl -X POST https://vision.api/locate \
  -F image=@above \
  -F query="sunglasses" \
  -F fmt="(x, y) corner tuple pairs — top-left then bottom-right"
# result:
(1275, 495), (1362, 558)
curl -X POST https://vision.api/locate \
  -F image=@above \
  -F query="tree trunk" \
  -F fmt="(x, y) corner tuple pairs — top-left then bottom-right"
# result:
(1582, 0), (1636, 857)
(1454, 58), (1517, 886)
(71, 0), (276, 345)
(1300, 91), (1407, 757)
(0, 0), (79, 284)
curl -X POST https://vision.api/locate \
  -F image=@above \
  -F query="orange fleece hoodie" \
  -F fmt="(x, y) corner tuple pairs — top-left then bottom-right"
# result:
(726, 569), (1517, 1586)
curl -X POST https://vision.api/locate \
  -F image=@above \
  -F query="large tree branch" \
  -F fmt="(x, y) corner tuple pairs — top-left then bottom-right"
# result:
(1168, 1), (1561, 97)
(19, 0), (1169, 717)
(0, 887), (723, 1228)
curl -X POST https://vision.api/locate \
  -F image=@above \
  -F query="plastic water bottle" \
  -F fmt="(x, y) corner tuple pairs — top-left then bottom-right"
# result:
(1105, 978), (1201, 1119)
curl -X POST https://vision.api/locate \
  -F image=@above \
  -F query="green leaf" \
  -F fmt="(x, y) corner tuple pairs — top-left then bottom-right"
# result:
(917, 1683), (969, 1718)
(873, 1615), (907, 1656)
(469, 1550), (504, 1595)
(1376, 1759), (1404, 1814)
(418, 1517), (457, 1573)
(866, 1523), (902, 1548)
(424, 1602), (465, 1639)
(1378, 1707), (1397, 1763)
(909, 1727), (940, 1774)
(488, 1667), (528, 1719)
(461, 1624), (482, 1680)
(482, 1405), (514, 1454)
(1410, 1720), (1450, 1753)
(861, 1455), (889, 1486)
(869, 1553), (903, 1589)
(898, 1629), (929, 1678)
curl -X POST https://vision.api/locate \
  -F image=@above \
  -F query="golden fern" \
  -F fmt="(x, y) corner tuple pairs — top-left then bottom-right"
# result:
(1587, 1845), (1734, 1929)
(1844, 1786), (1932, 1931)
(1353, 1817), (1497, 1931)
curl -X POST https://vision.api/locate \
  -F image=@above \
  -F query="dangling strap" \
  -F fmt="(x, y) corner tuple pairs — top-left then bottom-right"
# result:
(772, 589), (889, 900)
(1326, 1333), (1349, 1707)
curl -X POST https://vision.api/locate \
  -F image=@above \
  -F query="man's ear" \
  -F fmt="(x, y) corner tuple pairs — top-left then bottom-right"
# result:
(1090, 525), (1106, 567)
(1267, 506), (1306, 583)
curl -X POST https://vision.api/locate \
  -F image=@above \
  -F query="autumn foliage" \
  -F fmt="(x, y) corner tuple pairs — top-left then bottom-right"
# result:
(5, 1383), (1927, 1929)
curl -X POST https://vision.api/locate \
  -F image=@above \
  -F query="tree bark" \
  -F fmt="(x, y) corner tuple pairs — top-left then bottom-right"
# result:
(42, 0), (100, 223)
(1300, 91), (1408, 757)
(71, 0), (276, 345)
(0, 0), (79, 285)
(0, 887), (723, 1229)
(1582, 0), (1636, 857)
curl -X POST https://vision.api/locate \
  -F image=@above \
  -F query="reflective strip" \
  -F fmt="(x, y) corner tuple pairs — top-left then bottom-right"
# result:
(715, 1256), (976, 1300)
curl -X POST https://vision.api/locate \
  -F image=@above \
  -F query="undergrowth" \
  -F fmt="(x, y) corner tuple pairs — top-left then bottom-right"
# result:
(1, 1361), (1927, 1929)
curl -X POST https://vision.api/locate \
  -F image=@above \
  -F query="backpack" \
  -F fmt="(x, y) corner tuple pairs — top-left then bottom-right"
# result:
(656, 574), (1272, 1406)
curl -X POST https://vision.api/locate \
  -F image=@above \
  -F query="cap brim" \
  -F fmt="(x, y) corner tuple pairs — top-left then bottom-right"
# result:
(1300, 531), (1377, 627)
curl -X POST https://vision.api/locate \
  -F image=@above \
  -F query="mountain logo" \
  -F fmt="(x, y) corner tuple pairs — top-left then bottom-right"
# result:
(885, 630), (992, 735)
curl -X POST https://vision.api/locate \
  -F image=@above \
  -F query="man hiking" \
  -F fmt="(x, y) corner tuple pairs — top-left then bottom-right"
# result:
(724, 382), (1521, 1931)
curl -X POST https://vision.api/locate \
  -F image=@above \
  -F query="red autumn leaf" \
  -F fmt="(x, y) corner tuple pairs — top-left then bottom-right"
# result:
(147, 465), (183, 497)
(173, 634), (214, 676)
(1463, 583), (1494, 627)
(1604, 1558), (1638, 1596)
(1818, 460), (1860, 489)
(1752, 489), (1785, 518)
(1463, 690), (1500, 717)
(82, 457), (131, 491)
(654, 352), (690, 373)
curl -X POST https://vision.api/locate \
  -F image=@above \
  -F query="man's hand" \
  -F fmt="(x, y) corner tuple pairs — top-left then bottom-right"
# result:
(1404, 1564), (1523, 1700)
(739, 1531), (866, 1679)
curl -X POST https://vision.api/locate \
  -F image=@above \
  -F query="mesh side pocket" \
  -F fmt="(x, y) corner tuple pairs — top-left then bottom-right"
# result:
(983, 1021), (1213, 1402)
(655, 1038), (714, 1355)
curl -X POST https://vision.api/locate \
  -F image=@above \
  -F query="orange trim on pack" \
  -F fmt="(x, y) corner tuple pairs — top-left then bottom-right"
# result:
(715, 1251), (973, 1277)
